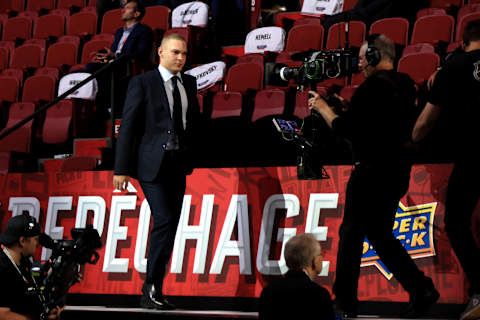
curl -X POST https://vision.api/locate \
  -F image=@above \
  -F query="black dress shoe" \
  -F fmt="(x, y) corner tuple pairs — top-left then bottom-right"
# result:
(401, 286), (440, 318)
(140, 283), (176, 310)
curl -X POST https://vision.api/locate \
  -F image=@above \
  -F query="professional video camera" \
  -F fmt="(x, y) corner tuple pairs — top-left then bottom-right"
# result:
(32, 225), (102, 320)
(265, 19), (359, 180)
(269, 49), (358, 88)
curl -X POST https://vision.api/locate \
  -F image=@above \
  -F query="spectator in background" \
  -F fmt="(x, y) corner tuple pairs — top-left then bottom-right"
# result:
(412, 19), (480, 320)
(92, 0), (153, 64)
(87, 0), (153, 118)
(258, 233), (335, 320)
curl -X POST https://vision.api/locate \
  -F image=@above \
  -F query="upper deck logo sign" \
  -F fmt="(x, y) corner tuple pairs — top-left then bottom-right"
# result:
(360, 201), (437, 279)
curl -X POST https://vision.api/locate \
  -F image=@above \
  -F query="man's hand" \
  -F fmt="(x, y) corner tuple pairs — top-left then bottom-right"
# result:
(308, 91), (329, 113)
(93, 47), (114, 62)
(113, 175), (130, 191)
(47, 306), (64, 320)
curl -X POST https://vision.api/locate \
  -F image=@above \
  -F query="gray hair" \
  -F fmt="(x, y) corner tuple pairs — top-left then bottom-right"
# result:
(284, 233), (321, 270)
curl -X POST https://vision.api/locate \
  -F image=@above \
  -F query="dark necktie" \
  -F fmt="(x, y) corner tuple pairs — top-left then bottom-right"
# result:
(171, 76), (185, 145)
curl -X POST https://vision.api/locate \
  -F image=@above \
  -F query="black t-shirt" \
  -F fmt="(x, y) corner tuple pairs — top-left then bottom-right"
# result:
(331, 69), (417, 165)
(258, 270), (335, 320)
(428, 49), (480, 159)
(0, 249), (43, 318)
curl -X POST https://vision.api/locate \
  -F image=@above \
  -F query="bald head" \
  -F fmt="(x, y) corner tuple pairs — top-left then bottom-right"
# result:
(285, 233), (321, 270)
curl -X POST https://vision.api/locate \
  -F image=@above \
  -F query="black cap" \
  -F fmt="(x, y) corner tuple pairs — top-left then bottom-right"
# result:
(0, 215), (42, 246)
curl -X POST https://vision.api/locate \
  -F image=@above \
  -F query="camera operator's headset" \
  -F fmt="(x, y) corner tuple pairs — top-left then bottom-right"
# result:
(365, 33), (382, 67)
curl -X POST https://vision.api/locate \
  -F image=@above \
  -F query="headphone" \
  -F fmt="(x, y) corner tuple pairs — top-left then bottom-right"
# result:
(365, 34), (381, 67)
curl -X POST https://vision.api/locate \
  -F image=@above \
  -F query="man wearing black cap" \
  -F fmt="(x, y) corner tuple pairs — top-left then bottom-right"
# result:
(0, 214), (62, 320)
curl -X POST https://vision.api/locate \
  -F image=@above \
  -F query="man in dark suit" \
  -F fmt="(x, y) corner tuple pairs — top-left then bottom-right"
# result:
(93, 0), (153, 63)
(113, 33), (200, 310)
(258, 233), (335, 320)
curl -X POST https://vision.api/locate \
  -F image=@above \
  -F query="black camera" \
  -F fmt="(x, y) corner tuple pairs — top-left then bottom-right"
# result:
(32, 225), (102, 319)
(267, 49), (358, 88)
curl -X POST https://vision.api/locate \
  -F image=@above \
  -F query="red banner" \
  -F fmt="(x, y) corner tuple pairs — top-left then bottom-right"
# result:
(0, 165), (478, 304)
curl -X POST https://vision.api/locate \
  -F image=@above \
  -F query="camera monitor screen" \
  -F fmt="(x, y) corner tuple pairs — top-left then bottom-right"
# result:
(272, 118), (301, 134)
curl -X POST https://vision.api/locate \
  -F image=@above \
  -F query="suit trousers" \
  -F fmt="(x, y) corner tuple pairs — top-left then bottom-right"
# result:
(333, 163), (431, 310)
(139, 150), (186, 294)
(444, 161), (480, 295)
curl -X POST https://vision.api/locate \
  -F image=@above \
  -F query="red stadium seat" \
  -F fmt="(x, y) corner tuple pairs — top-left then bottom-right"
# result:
(397, 52), (440, 85)
(57, 35), (81, 47)
(0, 47), (8, 70)
(11, 44), (45, 69)
(42, 99), (73, 144)
(0, 0), (25, 14)
(402, 43), (435, 57)
(211, 91), (243, 119)
(285, 24), (324, 52)
(81, 39), (112, 64)
(50, 8), (70, 17)
(326, 21), (366, 49)
(369, 17), (409, 46)
(293, 17), (321, 27)
(0, 76), (19, 103)
(252, 89), (285, 121)
(66, 11), (97, 37)
(1, 68), (23, 85)
(197, 93), (204, 113)
(446, 41), (462, 53)
(457, 4), (480, 22)
(22, 75), (56, 104)
(416, 7), (446, 19)
(410, 14), (454, 45)
(350, 71), (366, 85)
(2, 16), (33, 41)
(0, 40), (14, 66)
(456, 12), (480, 42)
(143, 5), (170, 34)
(57, 0), (86, 9)
(224, 63), (263, 94)
(237, 53), (264, 67)
(0, 102), (35, 153)
(0, 151), (11, 174)
(92, 33), (115, 42)
(26, 0), (56, 11)
(33, 14), (66, 39)
(429, 0), (462, 9)
(45, 42), (78, 69)
(101, 8), (122, 34)
(88, 0), (97, 6)
(35, 67), (59, 81)
(18, 10), (38, 19)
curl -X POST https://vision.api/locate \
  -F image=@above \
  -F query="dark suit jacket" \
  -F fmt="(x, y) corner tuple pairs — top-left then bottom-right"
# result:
(258, 270), (335, 320)
(114, 69), (200, 181)
(111, 22), (153, 61)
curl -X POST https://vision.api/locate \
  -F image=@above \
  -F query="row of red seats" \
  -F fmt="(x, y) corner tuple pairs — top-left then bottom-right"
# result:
(0, 0), (97, 14)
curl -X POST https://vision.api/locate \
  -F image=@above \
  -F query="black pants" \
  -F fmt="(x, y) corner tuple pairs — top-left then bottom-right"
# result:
(333, 163), (432, 310)
(139, 151), (186, 294)
(444, 162), (480, 296)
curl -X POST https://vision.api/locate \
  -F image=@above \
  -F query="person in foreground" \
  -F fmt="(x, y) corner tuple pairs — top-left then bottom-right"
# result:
(308, 34), (439, 318)
(258, 233), (335, 320)
(412, 19), (480, 320)
(0, 214), (63, 320)
(113, 33), (200, 310)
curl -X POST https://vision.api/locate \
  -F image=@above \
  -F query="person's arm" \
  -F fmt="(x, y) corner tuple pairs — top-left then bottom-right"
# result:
(308, 91), (339, 128)
(412, 102), (442, 143)
(113, 75), (144, 190)
(0, 308), (34, 320)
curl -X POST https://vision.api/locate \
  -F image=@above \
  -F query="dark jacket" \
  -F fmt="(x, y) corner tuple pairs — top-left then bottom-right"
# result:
(111, 22), (153, 61)
(114, 69), (200, 181)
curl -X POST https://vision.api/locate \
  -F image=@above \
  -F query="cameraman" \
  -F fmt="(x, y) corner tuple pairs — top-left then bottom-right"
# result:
(309, 34), (439, 318)
(0, 215), (62, 320)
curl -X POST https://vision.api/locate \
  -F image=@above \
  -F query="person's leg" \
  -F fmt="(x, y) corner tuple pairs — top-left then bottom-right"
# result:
(333, 168), (368, 314)
(444, 163), (480, 295)
(139, 153), (186, 309)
